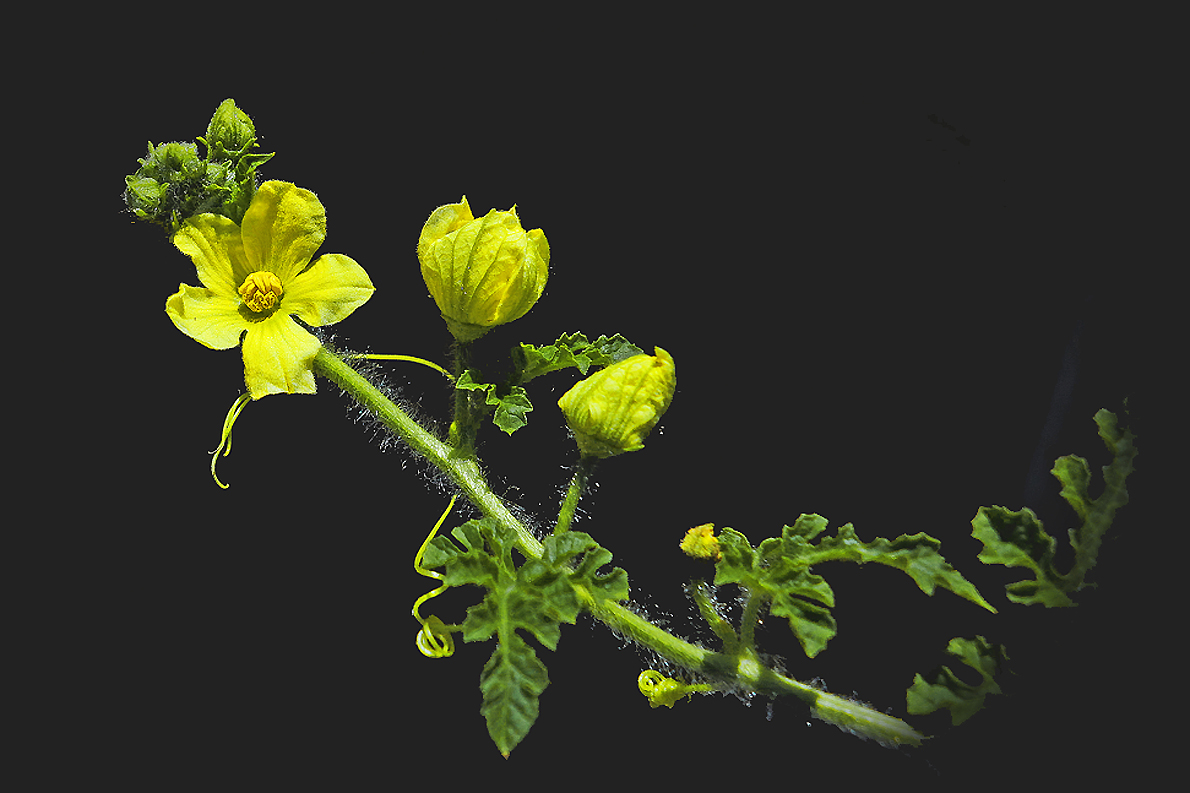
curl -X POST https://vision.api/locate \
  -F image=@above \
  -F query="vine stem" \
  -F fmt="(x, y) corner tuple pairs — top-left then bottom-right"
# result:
(311, 346), (924, 748)
(553, 458), (595, 534)
(313, 346), (541, 558)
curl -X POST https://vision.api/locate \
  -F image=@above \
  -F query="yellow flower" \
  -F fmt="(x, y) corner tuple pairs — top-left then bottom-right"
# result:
(165, 181), (375, 399)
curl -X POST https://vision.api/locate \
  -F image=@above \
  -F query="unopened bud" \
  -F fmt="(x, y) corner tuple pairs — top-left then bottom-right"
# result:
(680, 524), (721, 560)
(418, 197), (549, 343)
(558, 347), (676, 458)
(202, 98), (258, 160)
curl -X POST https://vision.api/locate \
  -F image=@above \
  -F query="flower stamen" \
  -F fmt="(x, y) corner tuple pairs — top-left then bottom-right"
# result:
(238, 271), (284, 313)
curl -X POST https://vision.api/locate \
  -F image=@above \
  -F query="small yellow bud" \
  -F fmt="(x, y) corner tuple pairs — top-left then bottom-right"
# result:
(680, 524), (721, 560)
(417, 196), (550, 343)
(238, 271), (284, 314)
(558, 347), (676, 459)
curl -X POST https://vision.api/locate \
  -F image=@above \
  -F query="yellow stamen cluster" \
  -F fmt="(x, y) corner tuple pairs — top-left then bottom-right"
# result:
(238, 271), (284, 313)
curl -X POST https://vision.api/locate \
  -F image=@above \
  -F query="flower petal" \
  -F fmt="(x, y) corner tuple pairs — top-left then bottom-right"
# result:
(173, 214), (251, 298)
(166, 284), (249, 349)
(240, 314), (321, 399)
(283, 253), (376, 327)
(241, 181), (327, 282)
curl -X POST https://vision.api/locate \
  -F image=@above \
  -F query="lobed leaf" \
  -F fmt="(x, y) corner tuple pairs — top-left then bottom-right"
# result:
(544, 531), (631, 604)
(420, 520), (628, 755)
(713, 515), (993, 657)
(970, 506), (1074, 607)
(513, 332), (643, 383)
(451, 333), (643, 436)
(716, 527), (838, 657)
(455, 371), (534, 435)
(906, 636), (1008, 725)
(788, 521), (997, 613)
(971, 408), (1137, 606)
(481, 632), (549, 757)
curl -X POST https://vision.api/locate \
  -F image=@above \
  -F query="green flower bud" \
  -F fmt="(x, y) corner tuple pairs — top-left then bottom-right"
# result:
(123, 141), (207, 228)
(124, 100), (274, 235)
(124, 175), (168, 221)
(418, 196), (550, 343)
(146, 141), (205, 180)
(201, 98), (257, 161)
(558, 347), (676, 458)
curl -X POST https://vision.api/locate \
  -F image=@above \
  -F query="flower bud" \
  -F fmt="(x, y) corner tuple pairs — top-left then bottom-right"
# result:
(418, 197), (550, 343)
(123, 142), (206, 226)
(202, 98), (257, 160)
(558, 347), (676, 458)
(680, 524), (721, 560)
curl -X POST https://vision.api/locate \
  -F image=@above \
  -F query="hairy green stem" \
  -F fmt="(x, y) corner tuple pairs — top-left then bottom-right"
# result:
(312, 346), (923, 748)
(553, 458), (594, 534)
(313, 347), (541, 557)
(739, 589), (764, 651)
(689, 581), (741, 653)
(449, 341), (477, 454)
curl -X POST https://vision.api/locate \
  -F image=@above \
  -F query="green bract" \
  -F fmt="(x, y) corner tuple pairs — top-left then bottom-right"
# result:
(558, 347), (676, 458)
(417, 196), (550, 343)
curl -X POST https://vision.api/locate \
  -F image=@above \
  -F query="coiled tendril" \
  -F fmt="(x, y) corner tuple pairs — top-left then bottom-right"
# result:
(413, 495), (459, 658)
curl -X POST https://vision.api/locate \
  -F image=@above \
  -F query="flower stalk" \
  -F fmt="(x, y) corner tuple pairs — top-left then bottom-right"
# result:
(553, 458), (596, 535)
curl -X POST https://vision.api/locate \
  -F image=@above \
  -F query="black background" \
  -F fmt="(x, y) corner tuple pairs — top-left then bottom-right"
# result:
(29, 50), (1168, 789)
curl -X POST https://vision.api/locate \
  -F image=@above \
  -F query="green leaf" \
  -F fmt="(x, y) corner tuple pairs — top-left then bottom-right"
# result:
(491, 386), (533, 434)
(451, 333), (642, 436)
(972, 408), (1137, 606)
(513, 332), (643, 384)
(481, 633), (548, 758)
(788, 519), (997, 613)
(713, 515), (994, 658)
(543, 531), (631, 604)
(716, 527), (837, 658)
(421, 520), (628, 755)
(455, 371), (534, 435)
(971, 506), (1074, 607)
(1065, 409), (1137, 577)
(906, 636), (1008, 725)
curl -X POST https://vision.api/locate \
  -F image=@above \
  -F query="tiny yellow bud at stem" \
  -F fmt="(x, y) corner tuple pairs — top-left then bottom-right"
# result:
(680, 524), (721, 560)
